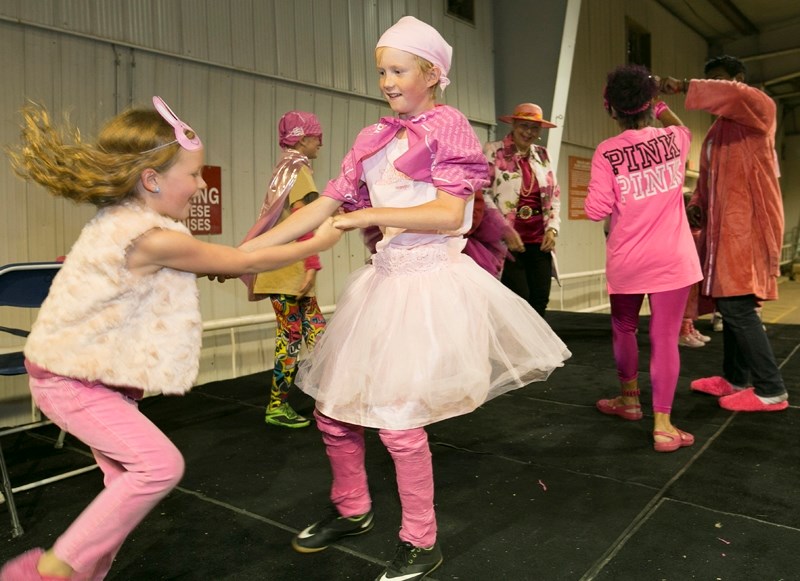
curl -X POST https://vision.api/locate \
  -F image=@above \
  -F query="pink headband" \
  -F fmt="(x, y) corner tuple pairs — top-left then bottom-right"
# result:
(376, 16), (453, 92)
(616, 100), (652, 115)
(278, 110), (323, 149)
(147, 96), (202, 152)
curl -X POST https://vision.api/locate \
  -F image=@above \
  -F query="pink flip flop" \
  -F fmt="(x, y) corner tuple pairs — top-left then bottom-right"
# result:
(596, 397), (643, 421)
(653, 428), (695, 453)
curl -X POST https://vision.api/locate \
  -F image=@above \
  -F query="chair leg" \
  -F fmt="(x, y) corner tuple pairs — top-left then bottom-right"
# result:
(0, 442), (24, 537)
(55, 429), (67, 450)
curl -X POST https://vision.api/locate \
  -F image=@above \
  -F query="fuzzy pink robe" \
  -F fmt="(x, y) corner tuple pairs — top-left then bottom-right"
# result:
(686, 79), (784, 300)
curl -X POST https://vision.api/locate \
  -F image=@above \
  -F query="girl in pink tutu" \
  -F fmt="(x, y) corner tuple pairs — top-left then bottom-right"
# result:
(0, 98), (341, 581)
(241, 16), (570, 580)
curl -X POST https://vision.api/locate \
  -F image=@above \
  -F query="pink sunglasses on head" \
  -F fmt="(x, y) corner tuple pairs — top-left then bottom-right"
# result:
(149, 96), (202, 151)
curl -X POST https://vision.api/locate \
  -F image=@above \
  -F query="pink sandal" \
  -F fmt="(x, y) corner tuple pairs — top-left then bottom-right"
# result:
(596, 397), (642, 421)
(653, 428), (695, 453)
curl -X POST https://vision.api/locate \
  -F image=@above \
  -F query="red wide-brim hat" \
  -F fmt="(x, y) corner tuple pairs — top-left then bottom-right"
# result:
(498, 102), (556, 128)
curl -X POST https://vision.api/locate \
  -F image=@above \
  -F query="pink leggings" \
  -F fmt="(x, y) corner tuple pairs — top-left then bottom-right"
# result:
(314, 410), (436, 548)
(28, 366), (184, 581)
(610, 285), (691, 414)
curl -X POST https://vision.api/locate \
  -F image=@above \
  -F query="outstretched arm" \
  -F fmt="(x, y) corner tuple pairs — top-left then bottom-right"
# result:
(241, 195), (343, 252)
(127, 219), (342, 277)
(659, 76), (775, 132)
(331, 189), (466, 232)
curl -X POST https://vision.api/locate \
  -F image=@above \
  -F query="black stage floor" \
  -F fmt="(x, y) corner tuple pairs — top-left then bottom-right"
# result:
(2, 311), (799, 580)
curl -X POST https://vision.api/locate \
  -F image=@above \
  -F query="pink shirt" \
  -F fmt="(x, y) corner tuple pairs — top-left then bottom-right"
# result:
(584, 125), (701, 294)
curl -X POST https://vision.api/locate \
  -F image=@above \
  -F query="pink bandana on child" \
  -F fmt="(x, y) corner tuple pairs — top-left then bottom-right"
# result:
(278, 111), (323, 149)
(376, 16), (453, 92)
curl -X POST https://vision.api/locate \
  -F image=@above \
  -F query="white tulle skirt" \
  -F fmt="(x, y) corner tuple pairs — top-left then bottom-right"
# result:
(296, 238), (571, 429)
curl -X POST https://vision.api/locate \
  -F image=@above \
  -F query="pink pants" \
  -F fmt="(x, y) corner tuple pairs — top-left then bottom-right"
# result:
(28, 366), (184, 581)
(314, 410), (437, 548)
(610, 285), (691, 414)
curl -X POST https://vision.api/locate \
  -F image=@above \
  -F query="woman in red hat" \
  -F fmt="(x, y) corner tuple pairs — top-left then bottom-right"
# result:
(483, 103), (561, 317)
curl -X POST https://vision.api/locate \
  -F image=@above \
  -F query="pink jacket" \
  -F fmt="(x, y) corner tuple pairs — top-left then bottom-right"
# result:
(323, 105), (489, 209)
(686, 80), (784, 300)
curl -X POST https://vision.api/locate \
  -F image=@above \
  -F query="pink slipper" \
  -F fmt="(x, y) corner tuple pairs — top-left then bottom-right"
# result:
(690, 376), (738, 397)
(0, 548), (47, 581)
(719, 388), (789, 412)
(596, 397), (643, 421)
(653, 429), (695, 453)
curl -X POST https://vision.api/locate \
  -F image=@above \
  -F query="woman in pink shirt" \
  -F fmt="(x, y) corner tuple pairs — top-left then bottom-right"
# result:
(584, 65), (702, 452)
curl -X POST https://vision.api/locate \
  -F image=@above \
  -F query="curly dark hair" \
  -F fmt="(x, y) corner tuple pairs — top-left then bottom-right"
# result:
(704, 55), (746, 78)
(604, 64), (658, 129)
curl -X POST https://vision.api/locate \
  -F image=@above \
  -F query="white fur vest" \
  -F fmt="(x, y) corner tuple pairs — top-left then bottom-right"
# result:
(24, 202), (201, 394)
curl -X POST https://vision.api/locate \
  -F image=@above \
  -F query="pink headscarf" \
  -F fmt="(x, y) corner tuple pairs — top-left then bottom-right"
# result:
(376, 16), (453, 92)
(278, 110), (322, 149)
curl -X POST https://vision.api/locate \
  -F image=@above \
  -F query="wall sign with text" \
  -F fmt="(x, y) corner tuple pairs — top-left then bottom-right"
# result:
(568, 156), (591, 220)
(184, 165), (222, 235)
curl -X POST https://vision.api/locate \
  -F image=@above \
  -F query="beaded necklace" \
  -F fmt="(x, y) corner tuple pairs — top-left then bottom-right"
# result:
(517, 149), (536, 197)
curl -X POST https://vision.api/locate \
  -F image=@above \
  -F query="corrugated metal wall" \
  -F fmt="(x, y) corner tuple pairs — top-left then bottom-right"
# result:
(0, 0), (495, 419)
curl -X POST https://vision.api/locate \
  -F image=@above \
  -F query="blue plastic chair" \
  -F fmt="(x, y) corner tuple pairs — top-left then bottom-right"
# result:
(0, 262), (96, 537)
(0, 262), (62, 536)
(0, 262), (62, 375)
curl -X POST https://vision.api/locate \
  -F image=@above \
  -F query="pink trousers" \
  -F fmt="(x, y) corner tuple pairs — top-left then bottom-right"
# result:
(27, 365), (184, 581)
(610, 285), (691, 414)
(314, 410), (437, 548)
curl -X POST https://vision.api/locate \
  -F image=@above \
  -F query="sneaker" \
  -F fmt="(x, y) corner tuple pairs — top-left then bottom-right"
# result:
(679, 333), (705, 348)
(375, 541), (443, 581)
(265, 402), (310, 428)
(690, 328), (711, 343)
(292, 507), (374, 553)
(712, 312), (723, 332)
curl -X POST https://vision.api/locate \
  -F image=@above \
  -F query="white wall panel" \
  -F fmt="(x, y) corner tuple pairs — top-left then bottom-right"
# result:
(348, 0), (372, 97)
(782, 135), (800, 237)
(96, 0), (125, 39)
(181, 0), (209, 60)
(230, 0), (258, 72)
(252, 0), (278, 75)
(293, 0), (316, 84)
(205, 0), (234, 66)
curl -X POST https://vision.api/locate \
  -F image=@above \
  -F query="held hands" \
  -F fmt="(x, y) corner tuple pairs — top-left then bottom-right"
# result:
(330, 210), (368, 231)
(658, 76), (686, 95)
(314, 217), (345, 248)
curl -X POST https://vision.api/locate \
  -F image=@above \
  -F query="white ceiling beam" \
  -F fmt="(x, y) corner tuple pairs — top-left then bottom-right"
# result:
(740, 46), (800, 63)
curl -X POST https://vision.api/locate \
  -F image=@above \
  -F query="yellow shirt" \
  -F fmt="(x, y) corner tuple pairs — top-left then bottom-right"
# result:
(253, 166), (318, 296)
